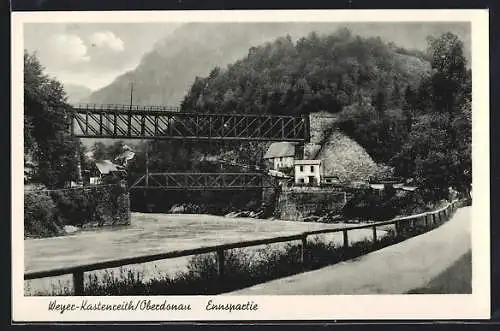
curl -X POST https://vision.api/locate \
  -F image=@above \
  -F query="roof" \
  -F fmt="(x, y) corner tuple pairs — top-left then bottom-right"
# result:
(115, 150), (135, 162)
(294, 159), (321, 165)
(95, 160), (123, 174)
(267, 170), (291, 178)
(370, 184), (385, 190)
(263, 142), (296, 159)
(200, 155), (219, 162)
(400, 186), (418, 191)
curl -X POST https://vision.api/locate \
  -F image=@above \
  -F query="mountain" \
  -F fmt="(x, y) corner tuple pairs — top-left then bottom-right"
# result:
(181, 28), (431, 116)
(83, 22), (470, 107)
(63, 84), (92, 104)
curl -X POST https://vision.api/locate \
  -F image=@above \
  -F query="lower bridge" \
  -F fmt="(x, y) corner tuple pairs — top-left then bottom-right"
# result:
(129, 172), (278, 190)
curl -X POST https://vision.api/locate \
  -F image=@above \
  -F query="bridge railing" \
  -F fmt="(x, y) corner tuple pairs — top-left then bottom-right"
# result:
(71, 103), (181, 112)
(24, 199), (462, 295)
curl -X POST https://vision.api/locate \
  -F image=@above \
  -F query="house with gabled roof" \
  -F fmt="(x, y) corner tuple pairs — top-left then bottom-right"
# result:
(263, 142), (297, 171)
(83, 160), (126, 185)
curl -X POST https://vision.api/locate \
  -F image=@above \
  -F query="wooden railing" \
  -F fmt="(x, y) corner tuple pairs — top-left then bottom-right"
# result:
(24, 200), (462, 295)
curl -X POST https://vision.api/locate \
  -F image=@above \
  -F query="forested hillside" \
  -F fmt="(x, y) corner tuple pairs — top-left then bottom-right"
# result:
(181, 29), (430, 115)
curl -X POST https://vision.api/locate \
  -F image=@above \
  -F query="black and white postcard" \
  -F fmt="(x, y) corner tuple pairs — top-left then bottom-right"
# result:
(12, 9), (490, 321)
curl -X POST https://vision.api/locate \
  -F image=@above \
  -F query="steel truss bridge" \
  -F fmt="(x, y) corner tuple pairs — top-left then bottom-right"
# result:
(70, 104), (310, 142)
(129, 173), (278, 191)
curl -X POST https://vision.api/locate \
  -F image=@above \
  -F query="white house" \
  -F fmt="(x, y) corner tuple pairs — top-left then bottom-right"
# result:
(294, 159), (322, 186)
(263, 142), (296, 170)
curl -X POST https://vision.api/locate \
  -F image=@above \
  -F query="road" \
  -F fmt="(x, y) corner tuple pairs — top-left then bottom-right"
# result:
(230, 206), (471, 295)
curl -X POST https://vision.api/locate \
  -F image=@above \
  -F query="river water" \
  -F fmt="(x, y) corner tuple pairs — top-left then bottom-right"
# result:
(24, 213), (386, 295)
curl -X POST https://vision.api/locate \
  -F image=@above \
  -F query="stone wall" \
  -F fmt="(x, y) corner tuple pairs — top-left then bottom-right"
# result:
(304, 111), (339, 159)
(302, 110), (391, 182)
(276, 186), (347, 221)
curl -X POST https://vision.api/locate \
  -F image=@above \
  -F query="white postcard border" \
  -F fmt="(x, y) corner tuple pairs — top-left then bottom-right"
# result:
(11, 9), (491, 322)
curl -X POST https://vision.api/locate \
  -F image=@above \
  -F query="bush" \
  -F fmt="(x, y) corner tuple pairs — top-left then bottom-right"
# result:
(341, 185), (442, 221)
(25, 184), (130, 237)
(48, 186), (126, 227)
(342, 187), (399, 221)
(24, 192), (61, 238)
(49, 189), (93, 227)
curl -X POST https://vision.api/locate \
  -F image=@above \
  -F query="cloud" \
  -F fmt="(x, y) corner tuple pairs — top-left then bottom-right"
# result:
(90, 31), (125, 52)
(49, 33), (91, 63)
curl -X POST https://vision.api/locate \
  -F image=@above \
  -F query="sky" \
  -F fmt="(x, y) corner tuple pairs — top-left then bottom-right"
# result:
(23, 23), (182, 90)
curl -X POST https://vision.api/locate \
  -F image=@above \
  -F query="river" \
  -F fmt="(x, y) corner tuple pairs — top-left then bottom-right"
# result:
(24, 213), (387, 295)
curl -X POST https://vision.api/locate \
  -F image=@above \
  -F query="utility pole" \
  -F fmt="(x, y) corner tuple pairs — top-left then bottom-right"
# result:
(145, 143), (149, 187)
(127, 81), (133, 136)
(129, 81), (134, 110)
(143, 142), (151, 212)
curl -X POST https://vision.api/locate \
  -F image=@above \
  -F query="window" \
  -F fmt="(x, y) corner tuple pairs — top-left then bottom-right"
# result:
(299, 166), (303, 172)
(310, 166), (314, 172)
(280, 157), (283, 161)
(299, 178), (305, 183)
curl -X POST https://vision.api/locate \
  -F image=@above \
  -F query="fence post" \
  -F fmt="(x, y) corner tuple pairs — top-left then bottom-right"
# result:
(343, 229), (349, 251)
(372, 225), (377, 245)
(393, 222), (399, 238)
(217, 249), (225, 281)
(73, 271), (84, 296)
(301, 235), (308, 269)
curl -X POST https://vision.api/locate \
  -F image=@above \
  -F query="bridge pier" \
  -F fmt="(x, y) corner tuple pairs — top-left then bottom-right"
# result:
(261, 186), (281, 217)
